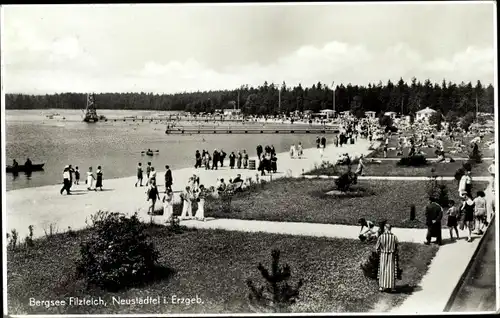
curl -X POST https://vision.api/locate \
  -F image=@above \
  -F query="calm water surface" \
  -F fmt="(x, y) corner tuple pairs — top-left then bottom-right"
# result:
(5, 110), (326, 191)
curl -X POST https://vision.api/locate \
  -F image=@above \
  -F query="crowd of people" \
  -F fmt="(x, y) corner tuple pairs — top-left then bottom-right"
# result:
(60, 164), (103, 195)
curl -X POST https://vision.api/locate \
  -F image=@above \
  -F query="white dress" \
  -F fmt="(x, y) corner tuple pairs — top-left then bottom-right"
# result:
(180, 191), (193, 219)
(86, 172), (94, 189)
(163, 194), (174, 222)
(194, 191), (205, 220)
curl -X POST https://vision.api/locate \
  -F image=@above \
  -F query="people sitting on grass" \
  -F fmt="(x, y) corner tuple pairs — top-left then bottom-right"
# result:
(336, 153), (351, 165)
(216, 178), (227, 194)
(446, 200), (460, 241)
(358, 218), (380, 242)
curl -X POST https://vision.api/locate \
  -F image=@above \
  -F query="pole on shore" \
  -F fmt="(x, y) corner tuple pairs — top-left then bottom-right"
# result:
(331, 81), (336, 116)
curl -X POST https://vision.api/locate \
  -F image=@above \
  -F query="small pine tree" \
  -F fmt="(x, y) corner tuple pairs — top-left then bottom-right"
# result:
(361, 251), (379, 279)
(246, 249), (304, 313)
(335, 171), (355, 192)
(426, 176), (450, 208)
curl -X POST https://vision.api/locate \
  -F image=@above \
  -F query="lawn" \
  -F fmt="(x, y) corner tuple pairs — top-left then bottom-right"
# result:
(306, 160), (492, 178)
(205, 178), (489, 229)
(368, 133), (495, 159)
(7, 227), (438, 314)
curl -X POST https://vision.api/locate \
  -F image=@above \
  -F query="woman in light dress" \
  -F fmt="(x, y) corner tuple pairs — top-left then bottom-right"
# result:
(297, 142), (303, 158)
(162, 189), (174, 222)
(289, 144), (296, 158)
(179, 186), (193, 219)
(86, 166), (95, 191)
(194, 185), (207, 221)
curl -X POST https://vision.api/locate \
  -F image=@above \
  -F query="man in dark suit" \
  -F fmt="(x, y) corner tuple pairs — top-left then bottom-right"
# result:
(424, 197), (443, 245)
(164, 165), (173, 193)
(212, 149), (219, 170)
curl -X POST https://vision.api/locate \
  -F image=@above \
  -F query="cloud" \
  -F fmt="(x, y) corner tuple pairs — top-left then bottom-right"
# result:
(4, 38), (495, 94)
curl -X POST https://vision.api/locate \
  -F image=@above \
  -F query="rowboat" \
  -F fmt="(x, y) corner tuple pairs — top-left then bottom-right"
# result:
(6, 163), (45, 173)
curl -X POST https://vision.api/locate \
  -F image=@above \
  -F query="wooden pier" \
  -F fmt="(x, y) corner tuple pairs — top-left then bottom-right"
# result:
(164, 128), (339, 134)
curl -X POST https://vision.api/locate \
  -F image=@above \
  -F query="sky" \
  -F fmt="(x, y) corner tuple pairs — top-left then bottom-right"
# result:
(1, 2), (496, 94)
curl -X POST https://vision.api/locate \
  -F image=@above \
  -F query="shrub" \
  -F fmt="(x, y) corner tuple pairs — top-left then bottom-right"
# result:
(246, 249), (304, 313)
(76, 211), (159, 291)
(379, 115), (393, 128)
(397, 155), (428, 167)
(24, 225), (34, 248)
(8, 229), (18, 251)
(460, 112), (475, 132)
(167, 216), (183, 234)
(426, 176), (450, 208)
(469, 145), (483, 163)
(335, 171), (356, 192)
(360, 251), (379, 279)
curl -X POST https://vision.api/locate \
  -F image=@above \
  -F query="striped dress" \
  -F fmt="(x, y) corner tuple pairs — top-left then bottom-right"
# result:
(375, 232), (399, 289)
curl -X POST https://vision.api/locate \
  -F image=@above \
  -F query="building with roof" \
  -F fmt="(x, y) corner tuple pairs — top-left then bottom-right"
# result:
(416, 107), (437, 122)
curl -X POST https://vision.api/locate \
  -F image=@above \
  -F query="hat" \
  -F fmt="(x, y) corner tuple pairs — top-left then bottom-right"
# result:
(64, 165), (69, 169)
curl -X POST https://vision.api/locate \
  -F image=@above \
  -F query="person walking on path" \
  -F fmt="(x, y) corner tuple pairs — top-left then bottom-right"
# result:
(95, 166), (103, 191)
(473, 190), (487, 234)
(135, 163), (143, 187)
(219, 150), (227, 167)
(355, 154), (366, 176)
(145, 162), (152, 186)
(164, 165), (173, 193)
(289, 144), (296, 158)
(459, 170), (473, 197)
(195, 150), (202, 168)
(60, 166), (71, 195)
(424, 197), (443, 245)
(460, 193), (475, 242)
(149, 167), (157, 185)
(237, 151), (243, 169)
(229, 151), (236, 169)
(68, 165), (75, 189)
(194, 184), (207, 221)
(86, 166), (95, 191)
(146, 180), (160, 215)
(488, 159), (495, 191)
(212, 149), (220, 170)
(446, 200), (460, 241)
(162, 189), (174, 222)
(316, 136), (320, 148)
(375, 224), (400, 293)
(180, 186), (193, 220)
(256, 145), (263, 162)
(74, 166), (80, 185)
(243, 150), (249, 169)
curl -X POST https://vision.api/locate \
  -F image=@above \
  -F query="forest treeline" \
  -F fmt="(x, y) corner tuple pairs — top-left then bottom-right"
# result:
(5, 78), (494, 116)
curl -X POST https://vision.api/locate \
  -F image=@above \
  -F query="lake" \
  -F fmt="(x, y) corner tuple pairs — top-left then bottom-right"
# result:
(4, 110), (331, 191)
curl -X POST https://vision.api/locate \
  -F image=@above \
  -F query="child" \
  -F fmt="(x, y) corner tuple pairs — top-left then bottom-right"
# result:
(74, 166), (80, 185)
(473, 191), (487, 234)
(162, 189), (174, 222)
(460, 194), (475, 242)
(146, 180), (160, 215)
(446, 200), (460, 240)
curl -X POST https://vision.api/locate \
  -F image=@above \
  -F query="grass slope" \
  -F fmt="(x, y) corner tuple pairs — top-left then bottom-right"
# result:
(7, 227), (438, 314)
